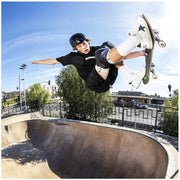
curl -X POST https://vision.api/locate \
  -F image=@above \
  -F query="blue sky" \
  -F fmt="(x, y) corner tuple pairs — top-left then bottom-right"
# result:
(1, 1), (179, 97)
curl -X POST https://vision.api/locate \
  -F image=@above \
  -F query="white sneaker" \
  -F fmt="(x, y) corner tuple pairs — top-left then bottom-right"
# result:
(129, 66), (146, 89)
(129, 15), (153, 49)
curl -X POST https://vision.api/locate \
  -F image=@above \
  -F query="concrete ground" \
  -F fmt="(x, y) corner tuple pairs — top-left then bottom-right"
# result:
(1, 113), (59, 178)
(1, 112), (178, 178)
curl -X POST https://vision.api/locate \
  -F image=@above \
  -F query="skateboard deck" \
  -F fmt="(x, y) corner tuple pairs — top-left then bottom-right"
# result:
(142, 14), (155, 84)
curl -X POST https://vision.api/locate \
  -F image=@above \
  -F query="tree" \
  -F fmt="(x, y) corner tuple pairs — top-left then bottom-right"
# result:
(55, 65), (113, 121)
(1, 91), (7, 111)
(26, 83), (50, 111)
(159, 89), (178, 137)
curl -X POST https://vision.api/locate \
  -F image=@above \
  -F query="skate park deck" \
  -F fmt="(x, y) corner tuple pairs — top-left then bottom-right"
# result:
(1, 113), (178, 178)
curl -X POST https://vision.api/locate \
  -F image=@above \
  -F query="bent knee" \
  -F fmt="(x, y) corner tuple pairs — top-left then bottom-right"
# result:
(95, 48), (110, 68)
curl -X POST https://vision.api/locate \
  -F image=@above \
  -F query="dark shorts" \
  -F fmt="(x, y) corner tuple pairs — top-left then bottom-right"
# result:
(85, 65), (118, 93)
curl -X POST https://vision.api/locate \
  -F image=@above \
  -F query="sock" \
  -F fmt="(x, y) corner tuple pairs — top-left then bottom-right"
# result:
(116, 36), (140, 56)
(95, 65), (110, 74)
(119, 65), (133, 83)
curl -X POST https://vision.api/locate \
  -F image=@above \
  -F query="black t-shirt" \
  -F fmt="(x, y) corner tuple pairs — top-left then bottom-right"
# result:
(56, 46), (100, 81)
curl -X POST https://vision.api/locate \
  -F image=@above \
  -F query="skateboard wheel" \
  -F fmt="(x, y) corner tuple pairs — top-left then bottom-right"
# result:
(158, 40), (166, 48)
(152, 74), (158, 79)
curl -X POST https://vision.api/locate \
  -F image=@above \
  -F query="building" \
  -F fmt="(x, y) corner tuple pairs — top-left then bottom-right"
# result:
(4, 91), (24, 99)
(149, 96), (167, 107)
(112, 91), (150, 104)
(111, 91), (167, 106)
(42, 84), (58, 99)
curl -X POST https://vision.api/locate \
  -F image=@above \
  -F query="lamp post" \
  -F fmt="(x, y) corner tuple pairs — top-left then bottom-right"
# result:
(19, 75), (22, 110)
(19, 64), (27, 110)
(168, 84), (172, 97)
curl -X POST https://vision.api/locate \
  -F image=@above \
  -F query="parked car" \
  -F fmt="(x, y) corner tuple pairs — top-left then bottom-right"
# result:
(113, 99), (124, 107)
(135, 102), (148, 109)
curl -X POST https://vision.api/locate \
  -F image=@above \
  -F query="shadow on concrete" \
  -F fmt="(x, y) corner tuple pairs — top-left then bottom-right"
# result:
(2, 140), (46, 165)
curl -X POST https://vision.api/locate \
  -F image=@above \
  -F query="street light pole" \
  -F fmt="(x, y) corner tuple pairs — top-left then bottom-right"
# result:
(19, 75), (22, 110)
(19, 64), (27, 110)
(168, 84), (172, 97)
(23, 66), (27, 108)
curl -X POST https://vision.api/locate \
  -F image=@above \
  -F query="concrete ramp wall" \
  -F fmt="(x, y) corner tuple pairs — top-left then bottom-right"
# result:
(2, 118), (170, 178)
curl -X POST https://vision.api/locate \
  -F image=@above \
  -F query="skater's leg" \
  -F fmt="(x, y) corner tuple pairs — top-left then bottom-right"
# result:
(95, 48), (145, 88)
(107, 36), (140, 63)
(95, 65), (109, 80)
(115, 61), (136, 84)
(107, 15), (153, 64)
(95, 15), (152, 81)
(94, 40), (141, 80)
(95, 48), (110, 80)
(115, 62), (134, 83)
(115, 61), (145, 89)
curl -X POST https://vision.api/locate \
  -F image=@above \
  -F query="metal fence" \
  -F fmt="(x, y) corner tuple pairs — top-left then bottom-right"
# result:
(39, 101), (178, 134)
(108, 106), (160, 131)
(2, 104), (24, 116)
(2, 101), (178, 135)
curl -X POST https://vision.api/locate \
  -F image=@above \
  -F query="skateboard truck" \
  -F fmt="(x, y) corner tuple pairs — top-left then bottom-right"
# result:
(150, 62), (158, 79)
(149, 29), (165, 80)
(153, 29), (166, 48)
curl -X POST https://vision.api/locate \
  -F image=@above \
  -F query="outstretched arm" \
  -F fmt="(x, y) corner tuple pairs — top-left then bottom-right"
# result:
(31, 58), (60, 65)
(123, 50), (147, 60)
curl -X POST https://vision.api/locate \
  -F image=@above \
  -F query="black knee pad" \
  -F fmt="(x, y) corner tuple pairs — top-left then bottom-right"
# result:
(101, 41), (115, 49)
(95, 48), (110, 69)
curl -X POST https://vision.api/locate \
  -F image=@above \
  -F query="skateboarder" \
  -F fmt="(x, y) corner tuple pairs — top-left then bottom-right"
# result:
(31, 15), (152, 93)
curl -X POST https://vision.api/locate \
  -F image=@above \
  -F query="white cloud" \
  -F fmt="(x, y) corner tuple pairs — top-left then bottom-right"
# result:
(2, 56), (38, 66)
(140, 70), (179, 97)
(155, 1), (179, 48)
(27, 67), (61, 86)
(2, 32), (69, 53)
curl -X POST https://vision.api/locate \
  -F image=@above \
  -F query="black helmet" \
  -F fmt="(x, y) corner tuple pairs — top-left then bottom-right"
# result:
(69, 33), (91, 49)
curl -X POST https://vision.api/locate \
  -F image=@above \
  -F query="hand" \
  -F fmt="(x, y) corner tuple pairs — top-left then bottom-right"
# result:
(31, 60), (39, 64)
(139, 50), (148, 57)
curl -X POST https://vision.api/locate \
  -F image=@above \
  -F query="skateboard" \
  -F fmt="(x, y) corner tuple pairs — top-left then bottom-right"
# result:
(142, 14), (166, 84)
